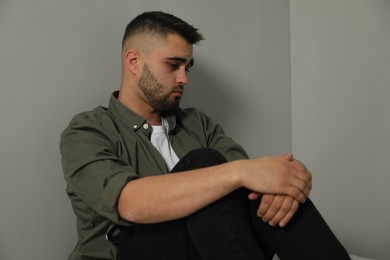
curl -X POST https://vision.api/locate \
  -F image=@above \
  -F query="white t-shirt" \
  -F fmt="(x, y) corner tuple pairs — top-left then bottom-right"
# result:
(150, 118), (180, 171)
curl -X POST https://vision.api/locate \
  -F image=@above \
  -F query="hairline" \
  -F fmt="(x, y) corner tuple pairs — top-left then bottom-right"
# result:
(122, 12), (204, 49)
(122, 32), (187, 56)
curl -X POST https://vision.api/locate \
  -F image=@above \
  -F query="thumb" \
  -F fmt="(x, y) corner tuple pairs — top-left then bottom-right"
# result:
(282, 153), (294, 161)
(248, 191), (261, 200)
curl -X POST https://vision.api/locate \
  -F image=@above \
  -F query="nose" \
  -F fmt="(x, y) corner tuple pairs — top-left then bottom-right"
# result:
(176, 69), (189, 85)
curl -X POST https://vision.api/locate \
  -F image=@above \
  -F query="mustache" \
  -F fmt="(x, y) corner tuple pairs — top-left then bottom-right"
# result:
(172, 85), (184, 91)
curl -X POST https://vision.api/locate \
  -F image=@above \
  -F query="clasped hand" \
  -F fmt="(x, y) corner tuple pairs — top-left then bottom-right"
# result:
(246, 154), (312, 227)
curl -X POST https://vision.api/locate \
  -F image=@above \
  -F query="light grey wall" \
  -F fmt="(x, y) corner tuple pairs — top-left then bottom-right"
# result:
(0, 1), (130, 259)
(291, 1), (390, 259)
(3, 0), (388, 260)
(0, 0), (291, 259)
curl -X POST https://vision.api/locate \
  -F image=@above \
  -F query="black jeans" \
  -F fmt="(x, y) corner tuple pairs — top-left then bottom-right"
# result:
(117, 149), (350, 260)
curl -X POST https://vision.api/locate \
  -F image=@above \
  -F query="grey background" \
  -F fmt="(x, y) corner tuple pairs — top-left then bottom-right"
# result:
(0, 0), (388, 259)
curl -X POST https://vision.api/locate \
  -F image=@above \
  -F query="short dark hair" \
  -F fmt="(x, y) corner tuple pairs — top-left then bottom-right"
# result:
(122, 11), (204, 48)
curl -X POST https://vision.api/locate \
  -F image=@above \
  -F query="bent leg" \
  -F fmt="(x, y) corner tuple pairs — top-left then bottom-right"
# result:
(174, 149), (349, 260)
(118, 148), (349, 260)
(185, 190), (273, 260)
(249, 196), (350, 260)
(117, 148), (234, 260)
(172, 149), (271, 260)
(117, 220), (203, 260)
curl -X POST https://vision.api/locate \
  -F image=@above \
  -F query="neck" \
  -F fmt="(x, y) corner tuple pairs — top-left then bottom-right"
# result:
(118, 86), (162, 125)
(146, 113), (162, 125)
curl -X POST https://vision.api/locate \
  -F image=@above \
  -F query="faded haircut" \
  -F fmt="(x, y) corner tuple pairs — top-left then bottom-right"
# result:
(122, 11), (204, 48)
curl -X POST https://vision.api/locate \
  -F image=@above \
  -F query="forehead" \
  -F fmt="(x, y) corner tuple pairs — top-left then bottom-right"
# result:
(149, 34), (193, 62)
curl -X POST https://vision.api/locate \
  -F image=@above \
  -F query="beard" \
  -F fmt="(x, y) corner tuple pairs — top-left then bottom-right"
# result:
(137, 64), (182, 113)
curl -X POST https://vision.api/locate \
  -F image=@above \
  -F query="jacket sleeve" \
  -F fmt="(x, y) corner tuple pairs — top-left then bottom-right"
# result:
(60, 111), (137, 225)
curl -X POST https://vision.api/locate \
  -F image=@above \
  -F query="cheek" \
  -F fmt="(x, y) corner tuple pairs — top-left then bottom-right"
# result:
(147, 65), (175, 88)
(155, 74), (173, 89)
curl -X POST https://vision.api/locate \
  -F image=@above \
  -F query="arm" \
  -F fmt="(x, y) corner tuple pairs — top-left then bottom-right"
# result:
(118, 154), (312, 224)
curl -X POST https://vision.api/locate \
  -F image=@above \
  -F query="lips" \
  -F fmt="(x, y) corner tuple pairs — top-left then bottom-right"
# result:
(171, 86), (184, 96)
(171, 91), (183, 99)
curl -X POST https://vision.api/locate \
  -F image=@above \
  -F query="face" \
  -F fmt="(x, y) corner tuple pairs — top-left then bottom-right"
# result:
(136, 34), (194, 112)
(137, 63), (182, 112)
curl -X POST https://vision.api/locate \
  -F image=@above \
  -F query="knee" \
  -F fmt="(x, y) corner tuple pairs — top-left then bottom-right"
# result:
(174, 148), (228, 171)
(186, 148), (227, 164)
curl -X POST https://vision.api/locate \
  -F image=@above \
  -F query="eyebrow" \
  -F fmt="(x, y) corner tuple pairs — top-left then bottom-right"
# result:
(166, 57), (194, 68)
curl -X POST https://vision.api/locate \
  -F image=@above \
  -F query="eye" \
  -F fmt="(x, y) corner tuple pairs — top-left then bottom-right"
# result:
(168, 63), (190, 73)
(170, 63), (180, 70)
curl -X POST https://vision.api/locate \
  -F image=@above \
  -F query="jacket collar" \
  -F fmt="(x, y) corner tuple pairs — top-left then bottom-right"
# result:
(108, 91), (177, 132)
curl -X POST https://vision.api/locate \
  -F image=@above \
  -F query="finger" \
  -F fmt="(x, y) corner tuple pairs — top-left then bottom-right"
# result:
(290, 171), (311, 198)
(291, 159), (307, 171)
(293, 166), (311, 184)
(257, 194), (274, 217)
(268, 196), (294, 226)
(286, 186), (306, 203)
(290, 159), (312, 183)
(291, 178), (310, 199)
(298, 177), (311, 197)
(281, 153), (294, 161)
(279, 199), (299, 227)
(261, 195), (285, 225)
(248, 191), (261, 200)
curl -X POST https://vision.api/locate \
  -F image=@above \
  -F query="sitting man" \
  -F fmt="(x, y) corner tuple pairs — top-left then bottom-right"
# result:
(60, 11), (350, 260)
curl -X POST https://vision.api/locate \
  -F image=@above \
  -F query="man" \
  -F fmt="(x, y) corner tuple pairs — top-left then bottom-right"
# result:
(60, 11), (350, 260)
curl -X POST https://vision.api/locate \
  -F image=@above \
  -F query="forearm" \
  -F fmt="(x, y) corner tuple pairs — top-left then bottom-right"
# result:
(118, 161), (241, 224)
(118, 155), (312, 224)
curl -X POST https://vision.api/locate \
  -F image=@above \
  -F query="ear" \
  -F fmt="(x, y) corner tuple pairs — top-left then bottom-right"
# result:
(124, 50), (141, 74)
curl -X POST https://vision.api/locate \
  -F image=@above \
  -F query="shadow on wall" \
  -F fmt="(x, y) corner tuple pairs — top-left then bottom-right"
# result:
(181, 60), (242, 135)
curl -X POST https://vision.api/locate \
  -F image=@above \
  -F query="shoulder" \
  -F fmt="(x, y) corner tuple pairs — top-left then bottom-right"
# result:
(68, 106), (109, 127)
(63, 105), (121, 134)
(60, 106), (120, 147)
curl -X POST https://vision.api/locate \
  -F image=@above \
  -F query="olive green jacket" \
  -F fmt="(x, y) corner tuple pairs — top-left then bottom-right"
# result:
(60, 92), (248, 260)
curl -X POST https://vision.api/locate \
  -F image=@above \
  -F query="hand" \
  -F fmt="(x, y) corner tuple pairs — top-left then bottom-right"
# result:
(240, 153), (312, 203)
(248, 192), (299, 227)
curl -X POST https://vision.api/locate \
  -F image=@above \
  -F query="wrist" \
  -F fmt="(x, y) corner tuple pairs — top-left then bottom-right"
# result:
(225, 159), (245, 189)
